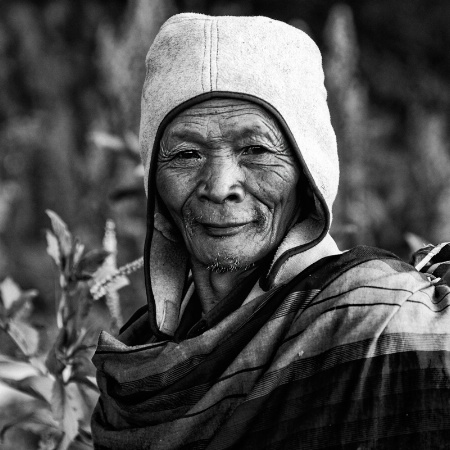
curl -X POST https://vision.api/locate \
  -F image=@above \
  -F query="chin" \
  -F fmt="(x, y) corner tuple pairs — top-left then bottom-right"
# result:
(191, 242), (270, 273)
(206, 259), (255, 274)
(185, 225), (278, 272)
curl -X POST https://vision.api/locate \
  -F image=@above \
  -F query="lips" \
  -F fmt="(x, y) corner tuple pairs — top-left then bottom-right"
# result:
(200, 221), (252, 237)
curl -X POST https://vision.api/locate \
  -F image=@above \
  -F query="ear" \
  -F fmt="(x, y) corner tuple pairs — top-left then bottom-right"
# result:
(149, 199), (188, 336)
(154, 212), (180, 242)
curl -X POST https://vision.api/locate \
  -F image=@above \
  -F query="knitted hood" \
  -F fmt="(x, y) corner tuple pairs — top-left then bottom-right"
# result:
(139, 13), (340, 339)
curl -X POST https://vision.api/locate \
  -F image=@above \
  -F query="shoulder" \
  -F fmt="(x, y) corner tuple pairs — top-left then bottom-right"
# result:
(282, 247), (450, 447)
(291, 245), (450, 339)
(293, 245), (426, 300)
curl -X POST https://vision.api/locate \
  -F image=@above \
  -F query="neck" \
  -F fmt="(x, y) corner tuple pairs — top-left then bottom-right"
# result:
(191, 261), (258, 314)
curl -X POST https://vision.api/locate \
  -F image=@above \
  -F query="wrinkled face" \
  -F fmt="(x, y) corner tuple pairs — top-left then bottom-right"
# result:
(156, 98), (301, 272)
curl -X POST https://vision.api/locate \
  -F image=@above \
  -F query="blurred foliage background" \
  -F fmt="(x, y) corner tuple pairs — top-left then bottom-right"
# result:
(1, 0), (450, 375)
(1, 0), (450, 446)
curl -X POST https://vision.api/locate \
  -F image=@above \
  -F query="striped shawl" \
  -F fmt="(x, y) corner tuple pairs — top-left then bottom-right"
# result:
(92, 246), (450, 449)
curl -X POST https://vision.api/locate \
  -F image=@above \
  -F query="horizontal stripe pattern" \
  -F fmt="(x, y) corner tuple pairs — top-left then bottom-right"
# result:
(92, 246), (450, 449)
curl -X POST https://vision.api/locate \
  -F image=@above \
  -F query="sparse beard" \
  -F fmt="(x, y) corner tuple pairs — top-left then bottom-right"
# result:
(206, 254), (255, 273)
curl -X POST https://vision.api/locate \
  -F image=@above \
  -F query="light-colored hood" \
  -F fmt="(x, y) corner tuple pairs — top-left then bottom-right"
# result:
(139, 13), (340, 339)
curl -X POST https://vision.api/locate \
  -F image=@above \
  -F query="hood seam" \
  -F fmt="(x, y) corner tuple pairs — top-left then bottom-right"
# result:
(209, 19), (213, 91)
(202, 20), (207, 91)
(215, 20), (219, 90)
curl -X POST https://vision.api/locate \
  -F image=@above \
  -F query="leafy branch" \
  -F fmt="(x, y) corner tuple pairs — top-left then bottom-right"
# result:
(0, 211), (142, 449)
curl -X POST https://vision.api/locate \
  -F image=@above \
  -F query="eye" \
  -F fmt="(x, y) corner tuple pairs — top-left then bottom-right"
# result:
(175, 150), (201, 160)
(241, 146), (269, 156)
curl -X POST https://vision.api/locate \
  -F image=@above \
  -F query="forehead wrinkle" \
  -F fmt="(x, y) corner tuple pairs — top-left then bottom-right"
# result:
(225, 115), (288, 148)
(179, 99), (257, 115)
(162, 119), (210, 146)
(175, 98), (272, 121)
(214, 110), (285, 146)
(164, 100), (288, 149)
(180, 103), (274, 123)
(212, 105), (287, 145)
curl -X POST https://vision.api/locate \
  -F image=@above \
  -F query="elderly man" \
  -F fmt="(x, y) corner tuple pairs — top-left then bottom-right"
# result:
(91, 13), (450, 449)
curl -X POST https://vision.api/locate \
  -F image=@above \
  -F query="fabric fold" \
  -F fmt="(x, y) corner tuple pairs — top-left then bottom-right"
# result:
(92, 246), (450, 449)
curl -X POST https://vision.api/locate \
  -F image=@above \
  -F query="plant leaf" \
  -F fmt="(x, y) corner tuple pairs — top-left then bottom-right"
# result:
(72, 375), (99, 393)
(72, 240), (85, 267)
(28, 356), (48, 374)
(0, 375), (53, 404)
(72, 427), (93, 447)
(102, 219), (117, 254)
(0, 277), (22, 310)
(46, 210), (73, 260)
(0, 408), (60, 442)
(72, 354), (97, 379)
(7, 319), (40, 356)
(75, 273), (93, 282)
(0, 355), (39, 379)
(76, 249), (110, 276)
(45, 330), (66, 376)
(46, 230), (61, 267)
(7, 291), (37, 321)
(39, 431), (63, 450)
(52, 379), (79, 450)
(65, 382), (99, 429)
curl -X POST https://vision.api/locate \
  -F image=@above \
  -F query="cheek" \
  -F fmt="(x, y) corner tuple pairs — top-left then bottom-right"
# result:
(156, 169), (193, 217)
(247, 163), (300, 213)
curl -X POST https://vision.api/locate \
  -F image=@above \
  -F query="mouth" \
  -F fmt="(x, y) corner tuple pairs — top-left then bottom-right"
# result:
(200, 221), (252, 237)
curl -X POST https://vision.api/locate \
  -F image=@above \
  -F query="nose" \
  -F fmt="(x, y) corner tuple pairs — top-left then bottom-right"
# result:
(197, 156), (245, 203)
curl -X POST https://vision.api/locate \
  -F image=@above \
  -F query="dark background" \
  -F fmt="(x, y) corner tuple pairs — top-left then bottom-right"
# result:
(1, 0), (450, 323)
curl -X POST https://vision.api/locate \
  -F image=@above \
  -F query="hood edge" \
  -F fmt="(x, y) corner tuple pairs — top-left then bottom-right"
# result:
(143, 91), (331, 338)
